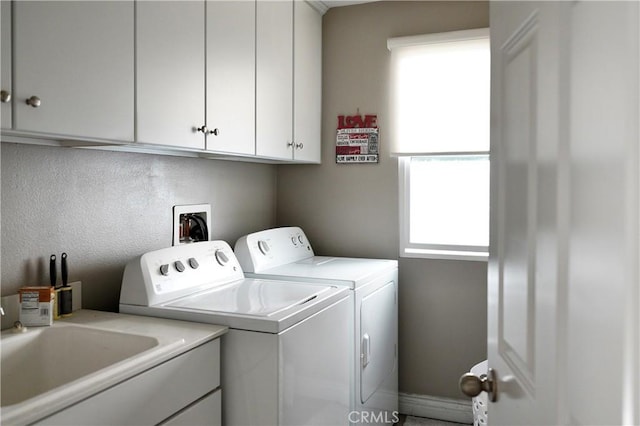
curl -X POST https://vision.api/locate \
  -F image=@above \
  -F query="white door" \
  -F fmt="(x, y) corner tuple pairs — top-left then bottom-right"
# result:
(13, 1), (134, 141)
(293, 0), (322, 163)
(206, 0), (255, 155)
(1, 0), (11, 129)
(256, 0), (294, 160)
(136, 0), (205, 149)
(485, 1), (639, 425)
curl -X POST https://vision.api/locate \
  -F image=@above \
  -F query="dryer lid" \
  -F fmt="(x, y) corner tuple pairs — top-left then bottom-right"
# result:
(248, 256), (397, 288)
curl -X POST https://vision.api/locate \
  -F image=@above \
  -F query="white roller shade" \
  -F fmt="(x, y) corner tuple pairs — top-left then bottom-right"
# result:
(388, 28), (490, 156)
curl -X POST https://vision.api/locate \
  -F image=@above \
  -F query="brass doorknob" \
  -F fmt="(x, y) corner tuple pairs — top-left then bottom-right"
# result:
(459, 367), (498, 402)
(1, 90), (11, 103)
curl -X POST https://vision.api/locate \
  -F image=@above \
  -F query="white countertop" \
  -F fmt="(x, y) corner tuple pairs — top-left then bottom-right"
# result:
(1, 309), (227, 425)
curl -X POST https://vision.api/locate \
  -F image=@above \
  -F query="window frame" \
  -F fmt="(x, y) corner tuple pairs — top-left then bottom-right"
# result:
(398, 154), (489, 262)
(390, 28), (491, 262)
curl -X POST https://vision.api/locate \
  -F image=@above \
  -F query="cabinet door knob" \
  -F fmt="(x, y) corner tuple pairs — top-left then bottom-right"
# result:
(1, 90), (11, 103)
(197, 125), (208, 134)
(287, 142), (294, 148)
(209, 128), (219, 136)
(26, 95), (41, 108)
(295, 143), (304, 150)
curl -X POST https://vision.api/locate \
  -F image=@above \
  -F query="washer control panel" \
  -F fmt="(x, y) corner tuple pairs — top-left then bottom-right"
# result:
(120, 240), (244, 306)
(234, 227), (314, 273)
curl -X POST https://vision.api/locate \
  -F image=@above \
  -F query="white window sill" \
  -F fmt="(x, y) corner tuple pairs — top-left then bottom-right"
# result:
(401, 248), (489, 262)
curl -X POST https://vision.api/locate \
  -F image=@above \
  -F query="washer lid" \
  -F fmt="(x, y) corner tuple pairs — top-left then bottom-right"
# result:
(164, 278), (335, 317)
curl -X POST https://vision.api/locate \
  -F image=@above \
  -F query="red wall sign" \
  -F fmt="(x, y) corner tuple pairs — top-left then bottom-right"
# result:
(336, 114), (379, 164)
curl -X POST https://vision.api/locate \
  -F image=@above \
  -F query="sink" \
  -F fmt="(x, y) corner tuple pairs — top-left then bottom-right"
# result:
(1, 324), (159, 407)
(0, 310), (226, 426)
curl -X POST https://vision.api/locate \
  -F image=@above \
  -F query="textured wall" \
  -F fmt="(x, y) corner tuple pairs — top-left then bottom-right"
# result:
(277, 1), (489, 399)
(1, 143), (277, 311)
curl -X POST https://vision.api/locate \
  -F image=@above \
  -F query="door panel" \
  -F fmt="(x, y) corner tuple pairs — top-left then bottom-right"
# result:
(13, 1), (134, 141)
(136, 1), (205, 149)
(566, 2), (637, 424)
(360, 281), (397, 403)
(499, 20), (537, 392)
(489, 1), (640, 425)
(489, 2), (561, 424)
(1, 0), (11, 129)
(293, 0), (322, 163)
(256, 0), (294, 160)
(206, 0), (255, 155)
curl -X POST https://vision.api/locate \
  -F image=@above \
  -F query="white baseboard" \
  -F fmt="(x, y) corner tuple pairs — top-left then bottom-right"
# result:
(399, 392), (473, 424)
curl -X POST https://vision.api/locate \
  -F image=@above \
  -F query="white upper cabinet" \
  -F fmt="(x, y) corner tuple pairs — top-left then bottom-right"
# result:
(206, 1), (256, 156)
(136, 1), (205, 150)
(1, 1), (11, 129)
(12, 1), (134, 142)
(256, 0), (294, 160)
(4, 0), (320, 163)
(293, 0), (322, 163)
(256, 0), (322, 162)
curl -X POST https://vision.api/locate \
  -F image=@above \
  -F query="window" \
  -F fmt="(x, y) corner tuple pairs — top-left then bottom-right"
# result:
(388, 28), (490, 261)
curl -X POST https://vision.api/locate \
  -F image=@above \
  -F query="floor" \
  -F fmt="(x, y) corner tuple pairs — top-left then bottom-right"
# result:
(399, 415), (471, 426)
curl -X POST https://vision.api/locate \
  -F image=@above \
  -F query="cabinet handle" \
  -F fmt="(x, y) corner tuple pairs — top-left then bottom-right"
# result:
(295, 143), (304, 150)
(0, 90), (10, 103)
(26, 95), (41, 108)
(287, 142), (294, 148)
(197, 126), (219, 136)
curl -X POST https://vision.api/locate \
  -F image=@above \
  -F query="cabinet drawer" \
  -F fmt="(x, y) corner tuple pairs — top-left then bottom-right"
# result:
(161, 389), (221, 426)
(35, 339), (220, 426)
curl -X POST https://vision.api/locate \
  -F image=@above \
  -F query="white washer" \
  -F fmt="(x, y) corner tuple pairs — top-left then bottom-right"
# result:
(119, 241), (351, 426)
(235, 227), (398, 424)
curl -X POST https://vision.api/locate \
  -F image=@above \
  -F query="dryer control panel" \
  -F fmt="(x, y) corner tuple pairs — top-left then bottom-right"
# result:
(120, 241), (244, 306)
(234, 227), (314, 273)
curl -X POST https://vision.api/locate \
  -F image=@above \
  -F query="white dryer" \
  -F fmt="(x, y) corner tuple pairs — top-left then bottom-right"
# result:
(119, 241), (351, 426)
(235, 227), (398, 424)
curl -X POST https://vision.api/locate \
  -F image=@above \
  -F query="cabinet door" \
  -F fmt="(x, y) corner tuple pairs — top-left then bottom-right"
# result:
(206, 0), (255, 155)
(1, 0), (11, 129)
(137, 1), (205, 149)
(256, 0), (293, 160)
(13, 1), (134, 141)
(293, 1), (322, 163)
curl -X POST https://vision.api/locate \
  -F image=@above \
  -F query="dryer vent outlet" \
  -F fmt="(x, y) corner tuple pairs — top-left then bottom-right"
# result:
(173, 204), (211, 246)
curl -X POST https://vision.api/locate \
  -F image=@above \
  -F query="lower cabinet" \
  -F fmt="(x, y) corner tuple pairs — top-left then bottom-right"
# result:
(161, 390), (221, 426)
(34, 340), (221, 426)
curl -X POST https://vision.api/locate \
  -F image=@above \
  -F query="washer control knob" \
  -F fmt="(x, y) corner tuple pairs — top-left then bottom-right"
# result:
(291, 237), (297, 246)
(174, 260), (186, 272)
(188, 257), (199, 269)
(258, 240), (270, 255)
(297, 235), (304, 244)
(215, 250), (229, 266)
(159, 264), (170, 276)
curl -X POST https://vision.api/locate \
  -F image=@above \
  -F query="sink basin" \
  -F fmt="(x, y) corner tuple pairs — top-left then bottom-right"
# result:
(1, 324), (158, 407)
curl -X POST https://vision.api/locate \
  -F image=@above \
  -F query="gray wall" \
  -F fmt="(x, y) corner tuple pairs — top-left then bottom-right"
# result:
(277, 1), (488, 399)
(1, 143), (277, 311)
